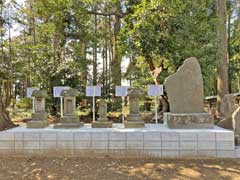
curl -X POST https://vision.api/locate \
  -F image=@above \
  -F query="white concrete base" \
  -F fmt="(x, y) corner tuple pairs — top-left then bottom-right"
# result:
(0, 124), (238, 158)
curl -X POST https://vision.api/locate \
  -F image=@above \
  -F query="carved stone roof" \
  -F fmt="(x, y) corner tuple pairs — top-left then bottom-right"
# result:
(60, 88), (79, 97)
(32, 90), (48, 98)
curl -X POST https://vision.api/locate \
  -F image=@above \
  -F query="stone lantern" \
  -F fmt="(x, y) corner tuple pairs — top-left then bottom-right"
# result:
(27, 90), (48, 128)
(124, 88), (145, 128)
(54, 88), (83, 128)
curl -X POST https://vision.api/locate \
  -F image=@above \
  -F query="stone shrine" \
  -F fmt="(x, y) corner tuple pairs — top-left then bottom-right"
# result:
(54, 88), (83, 128)
(124, 88), (145, 128)
(164, 57), (214, 129)
(27, 90), (48, 128)
(92, 99), (112, 128)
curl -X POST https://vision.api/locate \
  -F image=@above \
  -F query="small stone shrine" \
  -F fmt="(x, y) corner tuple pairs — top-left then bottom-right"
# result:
(92, 99), (112, 128)
(27, 90), (48, 128)
(164, 57), (214, 129)
(54, 88), (83, 128)
(124, 88), (145, 128)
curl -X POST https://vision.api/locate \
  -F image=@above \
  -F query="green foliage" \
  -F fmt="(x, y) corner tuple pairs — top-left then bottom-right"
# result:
(16, 98), (32, 109)
(228, 1), (240, 93)
(9, 109), (32, 121)
(122, 0), (218, 95)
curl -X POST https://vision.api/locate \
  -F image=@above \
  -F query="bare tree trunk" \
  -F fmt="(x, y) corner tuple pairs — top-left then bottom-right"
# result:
(216, 0), (229, 116)
(145, 56), (169, 120)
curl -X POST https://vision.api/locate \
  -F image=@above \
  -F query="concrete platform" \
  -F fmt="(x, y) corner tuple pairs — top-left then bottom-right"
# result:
(0, 124), (238, 158)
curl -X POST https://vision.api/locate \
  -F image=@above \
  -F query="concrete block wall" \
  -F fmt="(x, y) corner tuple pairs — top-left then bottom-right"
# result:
(0, 125), (238, 158)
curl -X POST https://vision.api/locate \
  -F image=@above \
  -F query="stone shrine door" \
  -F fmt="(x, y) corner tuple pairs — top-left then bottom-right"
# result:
(66, 99), (73, 115)
(35, 99), (43, 112)
(129, 97), (139, 114)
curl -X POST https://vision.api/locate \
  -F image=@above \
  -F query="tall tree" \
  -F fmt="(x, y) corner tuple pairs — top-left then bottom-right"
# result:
(111, 0), (122, 87)
(0, 0), (16, 130)
(216, 0), (229, 116)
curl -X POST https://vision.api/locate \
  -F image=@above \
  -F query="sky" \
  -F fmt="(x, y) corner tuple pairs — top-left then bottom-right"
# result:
(5, 0), (24, 37)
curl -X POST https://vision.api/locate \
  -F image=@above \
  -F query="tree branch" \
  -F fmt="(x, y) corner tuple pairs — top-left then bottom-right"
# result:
(84, 10), (125, 18)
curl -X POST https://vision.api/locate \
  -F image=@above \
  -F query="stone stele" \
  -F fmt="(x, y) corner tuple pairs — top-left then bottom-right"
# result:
(232, 106), (240, 145)
(217, 94), (238, 129)
(27, 90), (49, 128)
(164, 57), (214, 129)
(124, 88), (145, 128)
(92, 99), (112, 128)
(54, 88), (83, 128)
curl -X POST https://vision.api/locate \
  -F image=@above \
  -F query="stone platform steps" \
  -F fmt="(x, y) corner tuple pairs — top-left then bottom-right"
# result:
(0, 124), (238, 158)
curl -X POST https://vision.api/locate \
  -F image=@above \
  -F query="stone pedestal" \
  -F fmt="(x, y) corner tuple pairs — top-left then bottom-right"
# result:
(27, 119), (49, 128)
(54, 116), (83, 128)
(27, 90), (49, 128)
(92, 121), (112, 128)
(124, 88), (145, 128)
(164, 113), (214, 129)
(54, 88), (83, 128)
(92, 100), (112, 128)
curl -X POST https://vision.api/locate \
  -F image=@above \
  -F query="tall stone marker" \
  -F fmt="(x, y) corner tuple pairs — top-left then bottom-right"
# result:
(92, 99), (112, 128)
(217, 94), (238, 129)
(54, 88), (83, 128)
(27, 90), (48, 128)
(164, 57), (214, 129)
(124, 88), (145, 128)
(232, 106), (240, 145)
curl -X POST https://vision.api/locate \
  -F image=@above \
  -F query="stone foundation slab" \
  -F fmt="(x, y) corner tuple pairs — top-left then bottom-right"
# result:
(0, 124), (237, 158)
(164, 113), (214, 129)
(92, 121), (113, 128)
(27, 121), (49, 128)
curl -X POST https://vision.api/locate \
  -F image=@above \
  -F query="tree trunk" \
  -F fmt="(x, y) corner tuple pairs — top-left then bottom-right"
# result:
(0, 95), (16, 131)
(227, 3), (232, 93)
(80, 42), (88, 86)
(111, 0), (122, 87)
(0, 2), (16, 131)
(216, 0), (229, 116)
(0, 1), (3, 64)
(93, 12), (97, 85)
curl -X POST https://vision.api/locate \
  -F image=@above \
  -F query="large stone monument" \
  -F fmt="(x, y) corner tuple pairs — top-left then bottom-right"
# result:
(92, 99), (112, 128)
(27, 90), (48, 128)
(54, 88), (83, 128)
(124, 88), (145, 128)
(164, 57), (214, 129)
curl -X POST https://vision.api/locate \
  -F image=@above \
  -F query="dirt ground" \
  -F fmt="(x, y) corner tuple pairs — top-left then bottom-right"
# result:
(0, 156), (239, 180)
